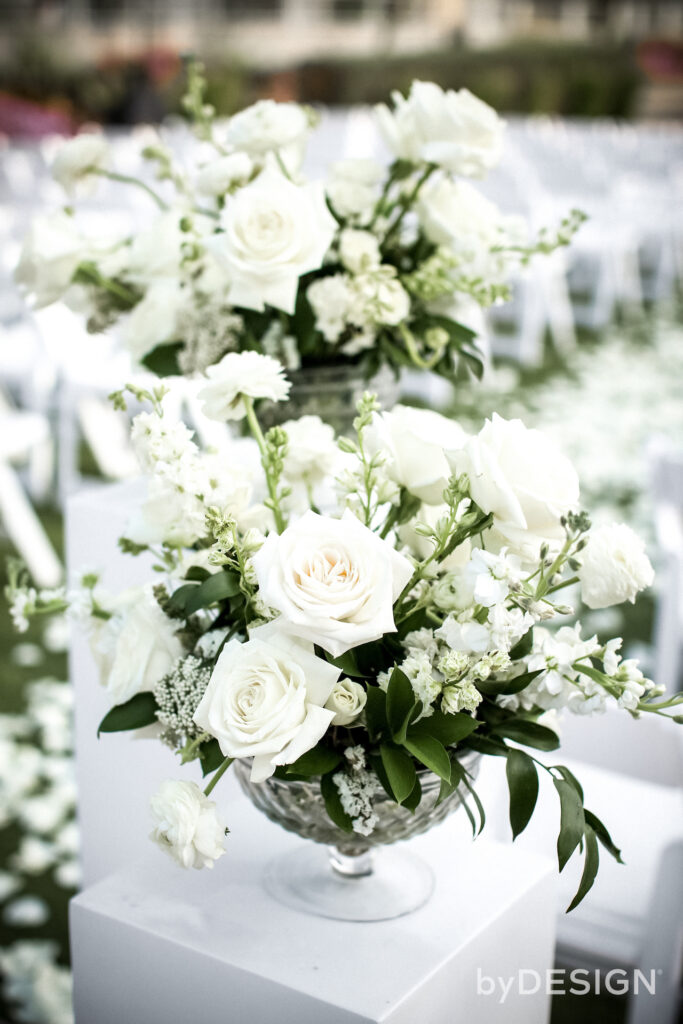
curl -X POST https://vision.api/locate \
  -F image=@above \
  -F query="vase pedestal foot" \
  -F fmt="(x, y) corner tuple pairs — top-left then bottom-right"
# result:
(264, 843), (434, 921)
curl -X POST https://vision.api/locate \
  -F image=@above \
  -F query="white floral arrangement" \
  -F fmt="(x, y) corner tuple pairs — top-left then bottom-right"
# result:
(7, 353), (682, 910)
(16, 65), (583, 382)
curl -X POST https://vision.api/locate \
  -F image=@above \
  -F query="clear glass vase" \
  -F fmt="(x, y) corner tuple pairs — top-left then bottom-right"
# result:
(234, 752), (480, 922)
(258, 363), (401, 434)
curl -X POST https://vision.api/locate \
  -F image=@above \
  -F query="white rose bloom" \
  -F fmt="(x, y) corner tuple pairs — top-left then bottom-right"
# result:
(252, 509), (414, 657)
(376, 81), (504, 178)
(325, 678), (368, 726)
(579, 523), (654, 610)
(208, 164), (336, 314)
(307, 274), (353, 343)
(15, 212), (86, 308)
(198, 351), (290, 421)
(196, 152), (253, 196)
(193, 621), (340, 782)
(338, 229), (381, 274)
(52, 133), (109, 195)
(150, 780), (226, 869)
(122, 281), (186, 361)
(281, 415), (338, 484)
(224, 99), (312, 174)
(90, 587), (183, 705)
(367, 405), (468, 504)
(326, 158), (383, 223)
(450, 414), (579, 558)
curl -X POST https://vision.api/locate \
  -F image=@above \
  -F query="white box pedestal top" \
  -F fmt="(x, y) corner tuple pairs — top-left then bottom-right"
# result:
(71, 778), (557, 1024)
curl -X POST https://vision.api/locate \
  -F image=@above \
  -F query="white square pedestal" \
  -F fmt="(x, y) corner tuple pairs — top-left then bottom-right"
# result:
(71, 784), (556, 1024)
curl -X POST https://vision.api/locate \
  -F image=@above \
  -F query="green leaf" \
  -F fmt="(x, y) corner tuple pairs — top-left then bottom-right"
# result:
(98, 692), (158, 736)
(402, 775), (422, 813)
(409, 710), (479, 747)
(285, 744), (342, 778)
(566, 826), (599, 912)
(185, 565), (211, 583)
(169, 571), (240, 618)
(554, 778), (586, 871)
(380, 744), (417, 805)
(492, 719), (560, 752)
(320, 773), (354, 833)
(510, 628), (534, 660)
(584, 809), (623, 864)
(505, 749), (539, 839)
(465, 735), (510, 757)
(477, 670), (543, 697)
(199, 738), (224, 776)
(166, 583), (199, 616)
(386, 668), (417, 742)
(451, 760), (486, 835)
(553, 765), (584, 802)
(364, 685), (388, 740)
(403, 734), (451, 782)
(141, 342), (182, 377)
(326, 649), (362, 678)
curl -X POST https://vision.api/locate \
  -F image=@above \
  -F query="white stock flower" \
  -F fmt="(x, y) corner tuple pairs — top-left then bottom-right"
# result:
(307, 274), (353, 343)
(350, 268), (410, 328)
(465, 547), (522, 607)
(209, 164), (336, 313)
(325, 678), (367, 726)
(52, 132), (109, 194)
(196, 152), (253, 196)
(436, 616), (492, 655)
(193, 621), (340, 782)
(367, 405), (467, 504)
(451, 414), (579, 559)
(224, 99), (312, 174)
(89, 587), (183, 705)
(579, 523), (654, 609)
(338, 229), (381, 273)
(281, 415), (339, 484)
(198, 351), (290, 421)
(122, 280), (186, 361)
(15, 212), (86, 308)
(252, 509), (414, 657)
(130, 411), (197, 472)
(150, 779), (226, 869)
(376, 81), (504, 177)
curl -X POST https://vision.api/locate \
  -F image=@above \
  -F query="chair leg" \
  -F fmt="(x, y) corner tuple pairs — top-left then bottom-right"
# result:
(0, 461), (62, 588)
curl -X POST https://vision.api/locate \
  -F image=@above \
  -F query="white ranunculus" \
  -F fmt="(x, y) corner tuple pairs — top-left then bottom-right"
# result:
(307, 274), (353, 343)
(281, 415), (338, 484)
(338, 229), (381, 274)
(350, 269), (410, 328)
(193, 621), (340, 782)
(252, 509), (414, 657)
(224, 100), (312, 174)
(196, 153), (253, 196)
(376, 81), (504, 178)
(90, 587), (183, 705)
(325, 678), (367, 726)
(52, 133), (109, 195)
(579, 523), (654, 610)
(450, 414), (580, 558)
(209, 164), (336, 314)
(150, 780), (226, 869)
(15, 212), (86, 308)
(122, 281), (187, 361)
(198, 351), (290, 421)
(367, 405), (468, 504)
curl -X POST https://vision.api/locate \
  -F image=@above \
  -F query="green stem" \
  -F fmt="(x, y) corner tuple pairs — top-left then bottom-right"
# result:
(382, 164), (435, 249)
(243, 397), (286, 534)
(398, 322), (444, 370)
(203, 756), (234, 797)
(91, 167), (169, 210)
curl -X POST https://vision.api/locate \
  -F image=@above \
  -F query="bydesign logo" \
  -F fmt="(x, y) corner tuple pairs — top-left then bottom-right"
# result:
(476, 968), (658, 1003)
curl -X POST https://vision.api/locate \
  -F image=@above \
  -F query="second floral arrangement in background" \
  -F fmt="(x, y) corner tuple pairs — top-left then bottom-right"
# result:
(8, 352), (681, 911)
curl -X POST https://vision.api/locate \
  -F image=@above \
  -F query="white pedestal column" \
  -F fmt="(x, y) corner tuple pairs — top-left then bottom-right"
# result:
(71, 789), (557, 1024)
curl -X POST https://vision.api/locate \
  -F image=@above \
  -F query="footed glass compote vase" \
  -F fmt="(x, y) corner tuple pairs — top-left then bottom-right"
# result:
(234, 751), (480, 922)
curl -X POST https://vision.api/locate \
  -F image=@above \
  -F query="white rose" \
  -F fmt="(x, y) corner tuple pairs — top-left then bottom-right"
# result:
(252, 509), (414, 657)
(367, 405), (468, 504)
(376, 81), (504, 177)
(338, 229), (381, 274)
(224, 100), (311, 174)
(90, 587), (183, 705)
(150, 780), (226, 869)
(52, 133), (109, 195)
(325, 678), (367, 726)
(450, 414), (579, 558)
(307, 274), (353, 343)
(418, 177), (501, 251)
(208, 164), (336, 314)
(196, 152), (254, 196)
(327, 158), (383, 224)
(198, 351), (290, 421)
(15, 212), (85, 308)
(281, 415), (339, 484)
(122, 281), (186, 361)
(579, 523), (654, 609)
(193, 621), (340, 782)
